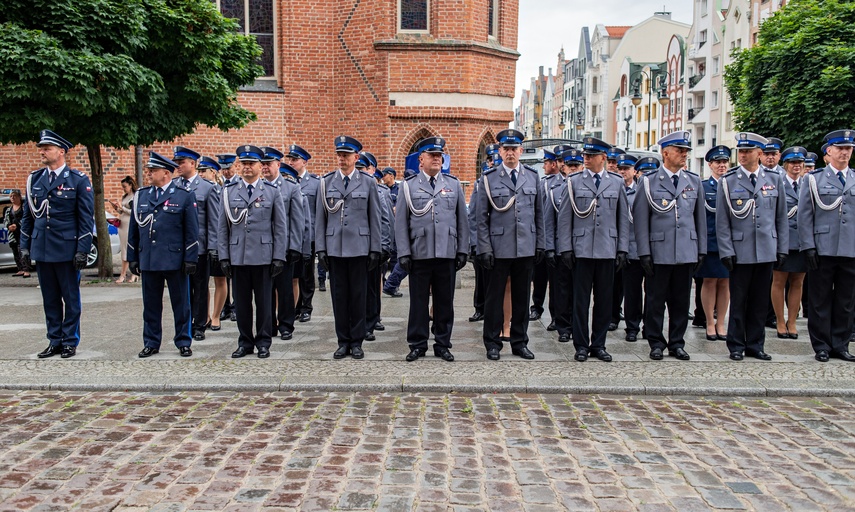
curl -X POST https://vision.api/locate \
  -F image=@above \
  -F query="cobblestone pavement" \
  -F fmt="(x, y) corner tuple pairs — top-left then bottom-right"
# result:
(1, 390), (854, 511)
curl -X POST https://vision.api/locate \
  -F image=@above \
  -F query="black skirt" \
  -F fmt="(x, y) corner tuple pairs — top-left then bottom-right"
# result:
(776, 249), (807, 273)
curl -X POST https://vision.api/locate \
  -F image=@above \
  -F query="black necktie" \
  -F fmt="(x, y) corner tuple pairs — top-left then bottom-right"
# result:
(793, 181), (799, 195)
(430, 176), (436, 190)
(155, 187), (162, 200)
(183, 178), (190, 190)
(247, 184), (254, 197)
(750, 174), (757, 188)
(839, 171), (846, 187)
(672, 175), (679, 189)
(344, 176), (350, 189)
(511, 170), (517, 186)
(594, 173), (601, 189)
(49, 171), (56, 184)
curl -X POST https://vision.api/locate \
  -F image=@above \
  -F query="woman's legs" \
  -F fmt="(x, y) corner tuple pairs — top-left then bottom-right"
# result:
(771, 270), (788, 334)
(211, 276), (227, 328)
(786, 273), (806, 335)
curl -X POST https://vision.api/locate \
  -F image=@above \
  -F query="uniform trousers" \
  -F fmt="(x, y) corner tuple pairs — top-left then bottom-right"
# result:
(407, 258), (456, 350)
(611, 269), (624, 324)
(141, 269), (191, 349)
(36, 261), (82, 347)
(471, 254), (487, 314)
(530, 262), (550, 316)
(622, 259), (645, 336)
(807, 256), (855, 354)
(483, 257), (534, 351)
(328, 256), (368, 348)
(271, 263), (295, 336)
(189, 254), (210, 335)
(383, 260), (409, 293)
(551, 263), (573, 336)
(366, 264), (382, 333)
(296, 243), (315, 315)
(232, 265), (273, 351)
(572, 258), (615, 352)
(692, 276), (706, 326)
(726, 262), (774, 354)
(644, 263), (693, 351)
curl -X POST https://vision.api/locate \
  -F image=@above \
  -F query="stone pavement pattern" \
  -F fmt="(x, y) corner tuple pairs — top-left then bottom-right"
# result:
(1, 390), (854, 512)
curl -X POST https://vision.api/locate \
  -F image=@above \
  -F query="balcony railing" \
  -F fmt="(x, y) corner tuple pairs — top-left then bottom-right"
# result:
(689, 74), (705, 89)
(688, 107), (705, 121)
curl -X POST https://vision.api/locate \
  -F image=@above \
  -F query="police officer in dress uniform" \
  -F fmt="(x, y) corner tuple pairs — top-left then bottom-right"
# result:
(543, 148), (584, 344)
(530, 149), (560, 323)
(287, 144), (319, 322)
(316, 136), (382, 359)
(557, 136), (630, 362)
(359, 151), (393, 341)
(171, 146), (220, 341)
(606, 147), (627, 331)
(128, 152), (199, 358)
(396, 137), (469, 362)
(218, 145), (289, 359)
(215, 153), (238, 322)
(21, 130), (95, 359)
(798, 130), (855, 362)
(760, 137), (786, 329)
(261, 147), (305, 341)
(381, 167), (399, 207)
(477, 129), (545, 360)
(624, 156), (658, 342)
(716, 132), (789, 361)
(633, 132), (706, 361)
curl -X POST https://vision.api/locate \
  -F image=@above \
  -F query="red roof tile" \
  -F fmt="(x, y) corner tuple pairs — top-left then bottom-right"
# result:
(605, 26), (631, 38)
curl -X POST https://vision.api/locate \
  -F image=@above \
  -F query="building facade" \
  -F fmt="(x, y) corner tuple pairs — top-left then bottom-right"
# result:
(0, 0), (520, 197)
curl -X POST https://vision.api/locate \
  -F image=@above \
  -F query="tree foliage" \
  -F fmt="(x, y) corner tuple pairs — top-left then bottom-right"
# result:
(723, 0), (855, 153)
(0, 0), (263, 277)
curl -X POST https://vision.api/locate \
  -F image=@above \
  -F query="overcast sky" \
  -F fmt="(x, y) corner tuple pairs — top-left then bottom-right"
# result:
(514, 0), (693, 105)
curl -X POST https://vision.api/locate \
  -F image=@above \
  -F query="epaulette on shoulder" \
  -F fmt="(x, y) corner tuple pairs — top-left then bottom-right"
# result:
(723, 169), (738, 177)
(445, 174), (459, 181)
(482, 167), (498, 176)
(71, 168), (87, 177)
(728, 165), (740, 173)
(30, 168), (43, 175)
(140, 185), (154, 192)
(523, 164), (538, 173)
(683, 170), (699, 177)
(643, 170), (658, 177)
(359, 170), (374, 179)
(323, 170), (337, 178)
(607, 171), (622, 179)
(405, 173), (418, 181)
(542, 174), (556, 181)
(264, 179), (280, 188)
(172, 186), (191, 195)
(225, 180), (239, 187)
(764, 167), (780, 175)
(810, 168), (824, 175)
(306, 173), (319, 180)
(378, 183), (389, 190)
(202, 177), (216, 186)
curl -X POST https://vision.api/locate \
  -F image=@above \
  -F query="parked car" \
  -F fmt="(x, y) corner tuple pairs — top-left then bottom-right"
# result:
(0, 191), (122, 270)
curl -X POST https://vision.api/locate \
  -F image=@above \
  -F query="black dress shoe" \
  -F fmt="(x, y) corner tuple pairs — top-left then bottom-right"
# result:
(716, 333), (727, 341)
(382, 289), (403, 298)
(788, 332), (799, 339)
(512, 346), (535, 359)
(590, 349), (612, 362)
(434, 347), (455, 362)
(37, 345), (62, 358)
(406, 347), (426, 362)
(608, 322), (618, 331)
(257, 347), (270, 359)
(649, 348), (663, 360)
(179, 346), (192, 357)
(232, 347), (253, 358)
(229, 311), (237, 322)
(299, 312), (311, 322)
(626, 333), (637, 342)
(219, 309), (229, 321)
(706, 332), (718, 341)
(60, 346), (76, 359)
(365, 332), (376, 341)
(486, 348), (500, 360)
(669, 348), (691, 361)
(351, 346), (364, 359)
(318, 281), (326, 291)
(194, 332), (205, 341)
(776, 332), (790, 339)
(574, 349), (588, 362)
(558, 333), (571, 343)
(529, 310), (542, 321)
(468, 311), (484, 322)
(333, 346), (350, 359)
(746, 350), (772, 361)
(374, 322), (385, 331)
(138, 347), (159, 358)
(815, 350), (830, 362)
(280, 331), (293, 340)
(729, 351), (744, 361)
(546, 322), (557, 332)
(210, 323), (221, 331)
(830, 350), (855, 362)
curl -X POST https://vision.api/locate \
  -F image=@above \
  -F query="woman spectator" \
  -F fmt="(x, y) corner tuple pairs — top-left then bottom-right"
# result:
(771, 147), (808, 339)
(4, 190), (31, 278)
(108, 176), (137, 283)
(199, 164), (226, 331)
(697, 146), (731, 341)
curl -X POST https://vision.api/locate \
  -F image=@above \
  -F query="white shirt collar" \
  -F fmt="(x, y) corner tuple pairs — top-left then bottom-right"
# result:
(339, 169), (356, 180)
(242, 178), (260, 189)
(48, 164), (66, 174)
(829, 163), (849, 175)
(501, 163), (520, 174)
(587, 168), (604, 179)
(662, 166), (680, 180)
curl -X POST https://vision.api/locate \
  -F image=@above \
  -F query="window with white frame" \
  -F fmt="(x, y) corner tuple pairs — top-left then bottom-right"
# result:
(216, 0), (276, 77)
(712, 91), (719, 108)
(399, 0), (429, 32)
(712, 56), (720, 75)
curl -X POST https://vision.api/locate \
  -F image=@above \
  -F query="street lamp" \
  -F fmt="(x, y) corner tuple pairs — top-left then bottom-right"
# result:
(623, 114), (633, 151)
(630, 69), (671, 150)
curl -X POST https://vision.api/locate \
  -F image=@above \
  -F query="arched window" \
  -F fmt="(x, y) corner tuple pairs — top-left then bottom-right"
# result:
(620, 75), (628, 97)
(399, 0), (429, 32)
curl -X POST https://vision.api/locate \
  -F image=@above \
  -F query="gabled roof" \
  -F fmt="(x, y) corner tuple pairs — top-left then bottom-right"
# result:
(605, 26), (631, 38)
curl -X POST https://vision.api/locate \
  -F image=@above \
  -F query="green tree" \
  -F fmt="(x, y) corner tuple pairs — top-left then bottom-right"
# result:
(724, 0), (855, 153)
(0, 0), (263, 278)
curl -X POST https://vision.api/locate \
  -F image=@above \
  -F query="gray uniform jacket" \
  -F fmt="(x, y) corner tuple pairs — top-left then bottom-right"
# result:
(300, 191), (312, 256)
(783, 177), (800, 252)
(476, 164), (545, 258)
(269, 176), (306, 254)
(467, 177), (481, 250)
(395, 172), (469, 260)
(542, 174), (566, 252)
(217, 179), (288, 265)
(556, 170), (630, 259)
(300, 173), (320, 243)
(715, 166), (788, 263)
(173, 175), (220, 254)
(315, 170), (382, 257)
(798, 166), (855, 257)
(632, 169), (706, 264)
(378, 183), (394, 253)
(624, 183), (639, 260)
